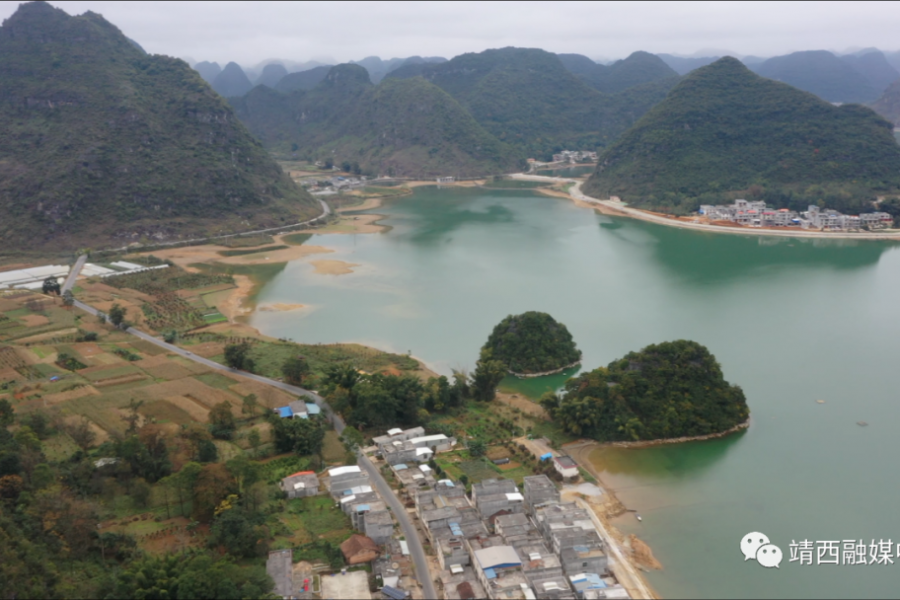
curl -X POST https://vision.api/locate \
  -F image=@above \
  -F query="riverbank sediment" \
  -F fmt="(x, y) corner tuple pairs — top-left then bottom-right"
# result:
(515, 174), (900, 241)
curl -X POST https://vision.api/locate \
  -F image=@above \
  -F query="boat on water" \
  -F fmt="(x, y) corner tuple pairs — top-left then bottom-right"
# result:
(636, 514), (643, 522)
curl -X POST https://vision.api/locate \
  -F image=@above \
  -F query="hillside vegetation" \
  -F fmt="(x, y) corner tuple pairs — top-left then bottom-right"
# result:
(0, 2), (320, 255)
(233, 68), (522, 177)
(585, 57), (900, 214)
(753, 50), (878, 103)
(235, 48), (682, 169)
(482, 312), (581, 375)
(544, 340), (749, 441)
(559, 51), (679, 94)
(871, 79), (900, 127)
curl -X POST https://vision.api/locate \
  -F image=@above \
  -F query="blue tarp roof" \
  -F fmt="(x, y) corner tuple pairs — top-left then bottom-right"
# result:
(277, 406), (293, 418)
(484, 568), (497, 579)
(355, 504), (370, 512)
(540, 452), (553, 460)
(382, 586), (408, 600)
(394, 463), (409, 470)
(306, 403), (321, 415)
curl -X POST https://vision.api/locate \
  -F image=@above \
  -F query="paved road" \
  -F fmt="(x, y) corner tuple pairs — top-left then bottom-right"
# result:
(62, 254), (87, 293)
(102, 199), (332, 254)
(67, 246), (437, 598)
(358, 454), (437, 599)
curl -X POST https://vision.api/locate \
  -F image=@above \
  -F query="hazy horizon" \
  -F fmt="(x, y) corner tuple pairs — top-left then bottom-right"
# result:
(1, 1), (898, 68)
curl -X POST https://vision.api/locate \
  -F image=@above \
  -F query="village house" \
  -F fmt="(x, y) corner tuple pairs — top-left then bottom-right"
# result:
(440, 567), (487, 600)
(552, 456), (579, 480)
(699, 199), (893, 231)
(523, 475), (560, 514)
(325, 465), (369, 498)
(470, 541), (530, 600)
(391, 463), (436, 490)
(472, 478), (525, 521)
(341, 534), (381, 565)
(363, 509), (394, 545)
(278, 470), (319, 499)
(273, 399), (308, 419)
(494, 512), (544, 547)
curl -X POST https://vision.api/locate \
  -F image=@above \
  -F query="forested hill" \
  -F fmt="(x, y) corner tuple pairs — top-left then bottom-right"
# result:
(411, 47), (675, 156)
(232, 69), (522, 177)
(558, 51), (679, 94)
(584, 57), (900, 214)
(0, 1), (321, 254)
(545, 340), (749, 442)
(753, 50), (878, 103)
(871, 79), (900, 128)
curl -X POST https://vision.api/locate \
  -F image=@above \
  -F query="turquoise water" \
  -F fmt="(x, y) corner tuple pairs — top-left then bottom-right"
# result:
(251, 187), (900, 598)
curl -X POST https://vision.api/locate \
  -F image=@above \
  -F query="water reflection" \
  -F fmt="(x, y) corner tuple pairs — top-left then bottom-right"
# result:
(497, 366), (582, 398)
(590, 430), (747, 479)
(610, 218), (894, 284)
(374, 188), (517, 245)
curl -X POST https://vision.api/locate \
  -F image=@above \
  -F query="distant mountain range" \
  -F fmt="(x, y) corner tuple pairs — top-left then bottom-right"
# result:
(231, 64), (522, 177)
(658, 49), (900, 104)
(584, 57), (900, 214)
(231, 47), (684, 175)
(557, 51), (678, 93)
(871, 80), (900, 128)
(0, 1), (320, 254)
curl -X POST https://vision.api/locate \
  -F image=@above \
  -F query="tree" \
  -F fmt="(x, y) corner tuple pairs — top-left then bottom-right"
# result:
(0, 399), (13, 427)
(247, 429), (261, 455)
(226, 455), (260, 494)
(468, 438), (487, 457)
(198, 439), (218, 462)
(108, 303), (127, 327)
(66, 417), (97, 450)
(470, 349), (507, 402)
(42, 277), (61, 295)
(174, 462), (202, 516)
(210, 505), (269, 558)
(62, 290), (74, 307)
(116, 425), (171, 483)
(281, 355), (310, 386)
(131, 477), (152, 508)
(272, 417), (325, 456)
(122, 398), (143, 434)
(224, 342), (254, 372)
(192, 463), (236, 523)
(208, 401), (236, 440)
(163, 330), (177, 343)
(241, 394), (258, 419)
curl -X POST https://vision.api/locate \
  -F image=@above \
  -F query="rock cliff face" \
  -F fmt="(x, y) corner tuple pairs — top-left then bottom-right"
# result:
(0, 1), (320, 254)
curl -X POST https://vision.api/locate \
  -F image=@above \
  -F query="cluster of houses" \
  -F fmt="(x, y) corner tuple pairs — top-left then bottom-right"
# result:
(272, 426), (627, 599)
(374, 427), (457, 466)
(303, 175), (367, 195)
(415, 474), (628, 600)
(698, 199), (894, 231)
(551, 150), (598, 164)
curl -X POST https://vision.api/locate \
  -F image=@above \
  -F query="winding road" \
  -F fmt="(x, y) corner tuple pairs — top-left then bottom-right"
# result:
(64, 253), (438, 599)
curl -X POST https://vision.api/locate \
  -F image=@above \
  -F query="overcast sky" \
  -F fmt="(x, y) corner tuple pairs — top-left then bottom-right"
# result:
(2, 1), (898, 68)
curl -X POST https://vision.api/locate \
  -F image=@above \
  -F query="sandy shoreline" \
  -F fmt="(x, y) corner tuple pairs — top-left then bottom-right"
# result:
(517, 174), (900, 241)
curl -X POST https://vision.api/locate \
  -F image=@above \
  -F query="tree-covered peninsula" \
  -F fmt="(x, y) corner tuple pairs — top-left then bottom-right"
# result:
(482, 312), (582, 375)
(542, 340), (749, 441)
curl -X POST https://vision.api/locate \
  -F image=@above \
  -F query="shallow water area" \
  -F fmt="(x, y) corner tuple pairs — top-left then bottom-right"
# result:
(250, 186), (900, 599)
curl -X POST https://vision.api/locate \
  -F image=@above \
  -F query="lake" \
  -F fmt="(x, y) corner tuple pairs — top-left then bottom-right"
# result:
(250, 186), (900, 599)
